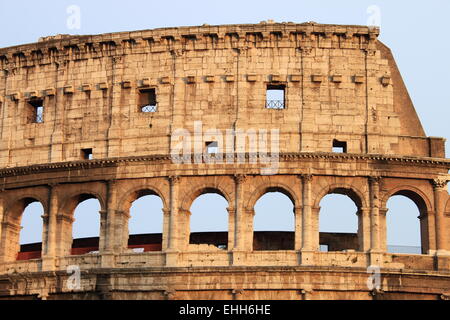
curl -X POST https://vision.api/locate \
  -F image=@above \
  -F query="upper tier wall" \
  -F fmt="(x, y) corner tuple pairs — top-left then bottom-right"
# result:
(0, 23), (444, 168)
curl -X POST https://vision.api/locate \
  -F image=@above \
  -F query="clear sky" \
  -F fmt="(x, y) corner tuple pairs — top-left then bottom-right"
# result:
(2, 0), (448, 251)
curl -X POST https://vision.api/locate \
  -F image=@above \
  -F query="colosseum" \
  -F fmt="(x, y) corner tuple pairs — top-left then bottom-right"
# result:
(0, 21), (449, 300)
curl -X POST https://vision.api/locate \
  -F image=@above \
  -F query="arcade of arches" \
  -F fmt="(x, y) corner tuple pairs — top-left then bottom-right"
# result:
(1, 174), (448, 267)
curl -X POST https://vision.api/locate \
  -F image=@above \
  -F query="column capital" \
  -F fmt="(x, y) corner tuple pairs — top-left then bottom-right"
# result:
(234, 174), (247, 184)
(106, 179), (117, 187)
(56, 213), (74, 223)
(356, 207), (371, 216)
(169, 175), (181, 185)
(432, 178), (448, 191)
(379, 207), (388, 216)
(369, 176), (382, 184)
(162, 208), (171, 216)
(244, 208), (255, 216)
(300, 174), (313, 182)
(41, 213), (50, 222)
(226, 207), (236, 215)
(179, 208), (191, 216)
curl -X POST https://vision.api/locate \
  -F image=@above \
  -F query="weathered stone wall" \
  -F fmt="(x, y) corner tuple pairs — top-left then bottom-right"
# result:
(0, 22), (444, 168)
(0, 23), (449, 300)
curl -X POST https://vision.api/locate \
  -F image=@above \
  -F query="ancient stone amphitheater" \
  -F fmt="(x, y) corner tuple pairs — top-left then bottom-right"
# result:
(0, 22), (449, 300)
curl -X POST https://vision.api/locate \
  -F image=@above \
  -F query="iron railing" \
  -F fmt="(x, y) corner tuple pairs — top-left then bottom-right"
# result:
(141, 104), (158, 113)
(265, 100), (285, 109)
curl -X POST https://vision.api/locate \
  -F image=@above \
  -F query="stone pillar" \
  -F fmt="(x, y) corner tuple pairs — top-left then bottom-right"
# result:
(432, 178), (449, 255)
(232, 174), (249, 266)
(98, 210), (108, 252)
(301, 174), (314, 250)
(0, 196), (4, 262)
(179, 209), (191, 251)
(166, 176), (180, 266)
(42, 185), (58, 267)
(379, 207), (388, 252)
(227, 207), (236, 250)
(369, 177), (381, 251)
(117, 210), (131, 251)
(161, 208), (171, 250)
(301, 174), (315, 265)
(104, 180), (117, 253)
(357, 207), (371, 252)
(55, 213), (74, 257)
(294, 206), (303, 250)
(369, 177), (383, 265)
(233, 174), (246, 251)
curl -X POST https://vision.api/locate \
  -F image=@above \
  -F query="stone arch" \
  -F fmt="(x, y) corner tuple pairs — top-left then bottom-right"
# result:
(118, 184), (168, 213)
(381, 185), (432, 214)
(313, 184), (366, 209)
(382, 185), (432, 254)
(4, 193), (48, 224)
(57, 189), (105, 257)
(59, 189), (106, 216)
(1, 195), (46, 262)
(245, 182), (299, 211)
(180, 183), (233, 213)
(179, 183), (232, 251)
(118, 185), (168, 253)
(314, 184), (365, 252)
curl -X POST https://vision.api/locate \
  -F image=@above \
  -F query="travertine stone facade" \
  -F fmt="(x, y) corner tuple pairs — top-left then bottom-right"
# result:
(0, 22), (449, 300)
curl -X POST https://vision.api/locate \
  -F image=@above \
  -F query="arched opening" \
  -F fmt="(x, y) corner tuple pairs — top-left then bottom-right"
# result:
(71, 196), (101, 255)
(253, 190), (295, 251)
(128, 192), (164, 252)
(319, 191), (359, 252)
(0, 197), (44, 262)
(386, 192), (425, 254)
(18, 201), (44, 260)
(189, 192), (229, 250)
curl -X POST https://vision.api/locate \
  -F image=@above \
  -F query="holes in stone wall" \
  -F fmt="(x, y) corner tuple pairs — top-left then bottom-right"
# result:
(27, 99), (44, 123)
(138, 88), (157, 113)
(265, 84), (285, 109)
(81, 148), (93, 160)
(205, 141), (218, 154)
(332, 139), (347, 153)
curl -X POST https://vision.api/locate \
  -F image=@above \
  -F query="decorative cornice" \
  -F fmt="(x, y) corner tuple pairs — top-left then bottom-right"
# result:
(0, 23), (379, 71)
(432, 178), (449, 190)
(0, 152), (448, 179)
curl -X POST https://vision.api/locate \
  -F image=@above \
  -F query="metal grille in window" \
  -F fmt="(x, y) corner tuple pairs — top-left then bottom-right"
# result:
(35, 106), (44, 123)
(141, 104), (157, 113)
(265, 100), (285, 109)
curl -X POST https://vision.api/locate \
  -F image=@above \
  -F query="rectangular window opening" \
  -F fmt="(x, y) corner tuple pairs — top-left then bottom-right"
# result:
(205, 141), (218, 154)
(320, 244), (329, 252)
(139, 88), (157, 113)
(81, 148), (93, 160)
(28, 99), (44, 123)
(332, 139), (347, 153)
(266, 84), (285, 109)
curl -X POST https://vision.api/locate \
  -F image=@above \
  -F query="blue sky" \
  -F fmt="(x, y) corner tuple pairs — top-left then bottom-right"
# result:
(2, 0), (447, 250)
